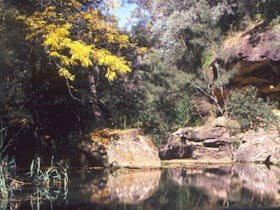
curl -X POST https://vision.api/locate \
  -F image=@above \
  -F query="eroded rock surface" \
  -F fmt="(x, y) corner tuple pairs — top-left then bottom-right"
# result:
(235, 129), (280, 164)
(217, 22), (280, 99)
(79, 129), (161, 168)
(221, 22), (280, 63)
(160, 117), (235, 161)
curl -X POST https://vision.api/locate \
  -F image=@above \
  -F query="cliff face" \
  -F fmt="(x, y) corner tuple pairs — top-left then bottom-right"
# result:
(217, 21), (280, 99)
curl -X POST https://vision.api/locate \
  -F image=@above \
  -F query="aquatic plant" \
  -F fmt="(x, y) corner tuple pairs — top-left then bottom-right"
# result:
(28, 156), (69, 190)
(0, 126), (16, 200)
(0, 124), (69, 206)
(24, 157), (69, 210)
(0, 164), (8, 200)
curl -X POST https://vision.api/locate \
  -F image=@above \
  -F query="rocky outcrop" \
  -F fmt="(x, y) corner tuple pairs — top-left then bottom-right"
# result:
(160, 116), (280, 164)
(221, 21), (280, 63)
(160, 117), (235, 162)
(79, 129), (161, 168)
(235, 129), (280, 164)
(216, 21), (280, 99)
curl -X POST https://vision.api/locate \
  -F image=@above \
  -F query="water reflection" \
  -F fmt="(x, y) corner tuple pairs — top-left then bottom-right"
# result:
(80, 169), (161, 204)
(167, 164), (280, 209)
(5, 164), (280, 210)
(232, 164), (280, 200)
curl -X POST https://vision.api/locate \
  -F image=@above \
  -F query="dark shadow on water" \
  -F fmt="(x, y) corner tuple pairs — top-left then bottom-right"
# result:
(3, 164), (280, 210)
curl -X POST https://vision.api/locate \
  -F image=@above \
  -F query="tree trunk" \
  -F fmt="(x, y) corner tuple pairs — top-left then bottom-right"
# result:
(88, 73), (103, 128)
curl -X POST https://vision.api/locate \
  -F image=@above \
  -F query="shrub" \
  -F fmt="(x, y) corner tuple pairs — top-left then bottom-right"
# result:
(225, 86), (279, 131)
(140, 93), (202, 147)
(174, 95), (202, 127)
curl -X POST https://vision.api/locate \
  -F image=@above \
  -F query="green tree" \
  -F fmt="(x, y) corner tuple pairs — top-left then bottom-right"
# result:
(134, 0), (280, 117)
(0, 0), (142, 163)
(17, 0), (134, 127)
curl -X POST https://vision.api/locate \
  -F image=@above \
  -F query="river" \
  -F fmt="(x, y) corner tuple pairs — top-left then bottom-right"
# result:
(3, 163), (280, 210)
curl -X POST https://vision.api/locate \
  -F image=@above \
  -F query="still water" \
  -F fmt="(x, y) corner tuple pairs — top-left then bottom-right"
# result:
(5, 164), (280, 210)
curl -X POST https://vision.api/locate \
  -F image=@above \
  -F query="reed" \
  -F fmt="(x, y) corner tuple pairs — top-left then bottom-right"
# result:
(0, 126), (9, 200)
(28, 156), (69, 190)
(0, 125), (69, 209)
(27, 157), (69, 210)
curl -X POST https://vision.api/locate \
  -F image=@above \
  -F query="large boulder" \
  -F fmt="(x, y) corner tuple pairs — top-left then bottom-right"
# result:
(79, 129), (161, 168)
(160, 117), (234, 161)
(235, 129), (280, 164)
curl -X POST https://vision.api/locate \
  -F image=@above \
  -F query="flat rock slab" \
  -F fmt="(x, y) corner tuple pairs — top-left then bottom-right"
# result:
(189, 127), (229, 141)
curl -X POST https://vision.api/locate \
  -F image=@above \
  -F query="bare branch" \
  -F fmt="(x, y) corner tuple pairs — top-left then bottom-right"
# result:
(65, 78), (83, 103)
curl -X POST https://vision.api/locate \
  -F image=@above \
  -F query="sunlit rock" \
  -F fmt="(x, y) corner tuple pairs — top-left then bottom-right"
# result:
(79, 129), (161, 168)
(235, 129), (280, 164)
(160, 119), (234, 161)
(216, 21), (280, 99)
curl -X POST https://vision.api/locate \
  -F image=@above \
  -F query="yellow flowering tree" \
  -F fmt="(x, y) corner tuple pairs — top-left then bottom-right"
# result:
(18, 0), (134, 123)
(18, 1), (131, 81)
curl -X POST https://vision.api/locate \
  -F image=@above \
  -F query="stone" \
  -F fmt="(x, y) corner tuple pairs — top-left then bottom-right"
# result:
(215, 22), (280, 99)
(192, 145), (233, 162)
(171, 126), (230, 142)
(189, 127), (229, 141)
(234, 130), (280, 164)
(79, 129), (161, 168)
(221, 21), (280, 63)
(159, 130), (194, 160)
(160, 124), (233, 161)
(159, 143), (193, 160)
(209, 116), (229, 127)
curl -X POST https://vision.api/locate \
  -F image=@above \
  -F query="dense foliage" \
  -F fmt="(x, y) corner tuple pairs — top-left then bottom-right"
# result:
(0, 0), (139, 164)
(0, 0), (279, 164)
(129, 0), (280, 136)
(226, 86), (278, 131)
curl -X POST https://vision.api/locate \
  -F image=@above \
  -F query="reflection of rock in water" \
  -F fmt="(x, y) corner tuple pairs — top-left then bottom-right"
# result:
(82, 169), (161, 204)
(168, 167), (232, 200)
(167, 164), (280, 207)
(231, 164), (280, 201)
